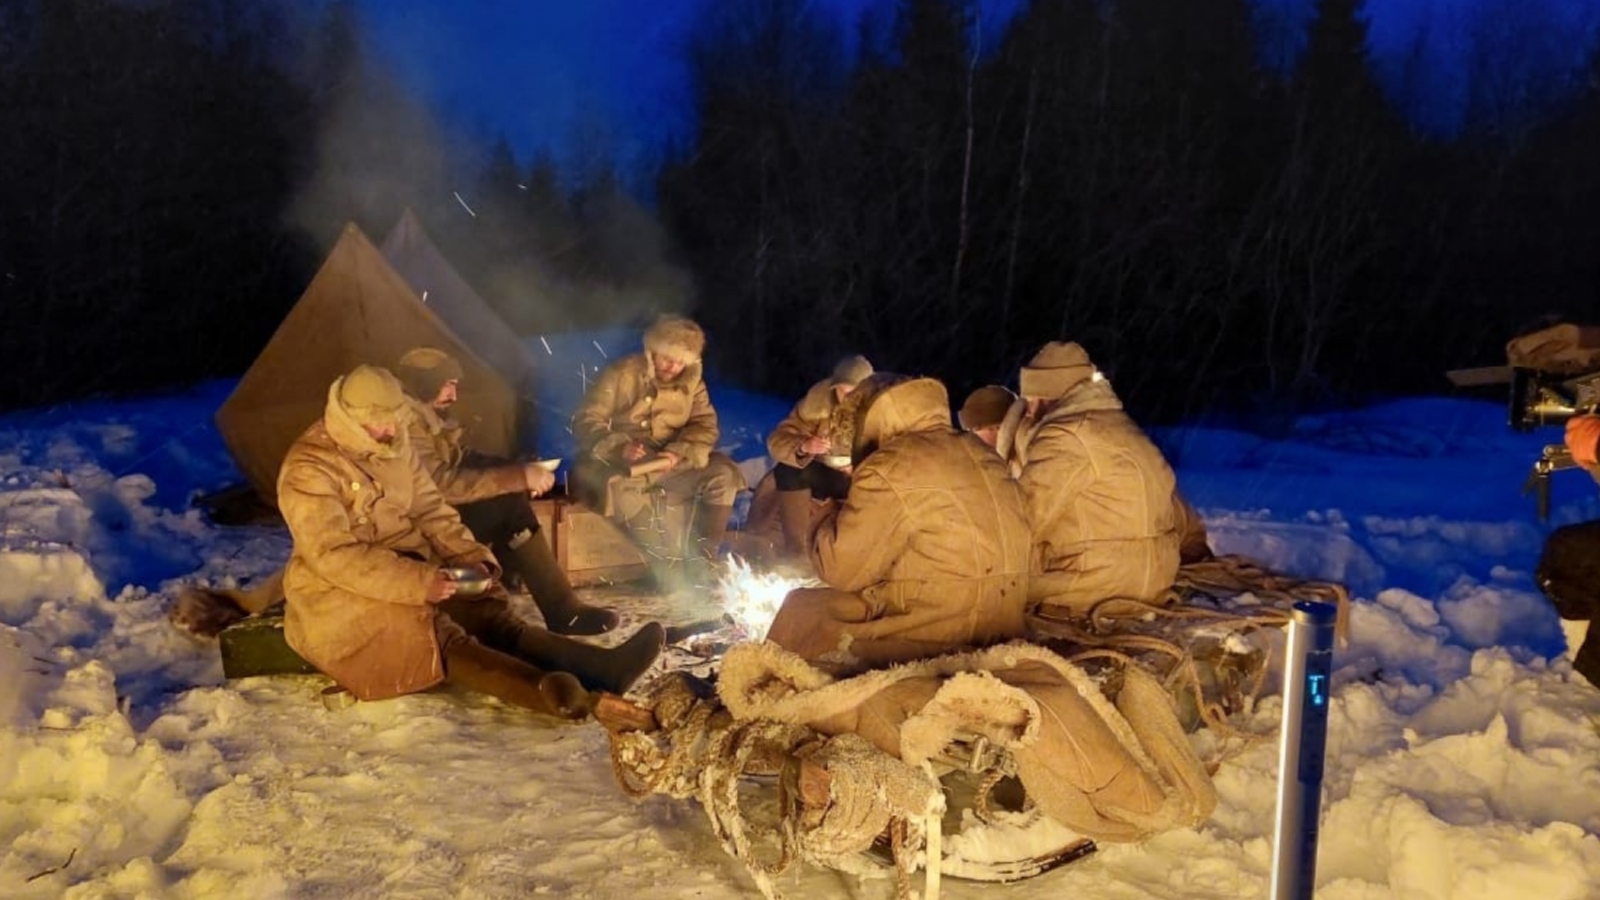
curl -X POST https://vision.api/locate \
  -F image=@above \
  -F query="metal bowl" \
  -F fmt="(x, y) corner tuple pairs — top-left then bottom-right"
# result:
(320, 685), (356, 711)
(534, 457), (562, 472)
(441, 566), (493, 597)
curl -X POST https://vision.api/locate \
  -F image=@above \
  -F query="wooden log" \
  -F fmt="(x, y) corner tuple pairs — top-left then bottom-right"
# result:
(594, 692), (659, 734)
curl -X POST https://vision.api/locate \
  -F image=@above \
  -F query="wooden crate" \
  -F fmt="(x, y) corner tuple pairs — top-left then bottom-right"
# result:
(531, 495), (652, 587)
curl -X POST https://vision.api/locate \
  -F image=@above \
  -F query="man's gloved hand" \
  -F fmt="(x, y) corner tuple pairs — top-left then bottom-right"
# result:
(1566, 414), (1600, 467)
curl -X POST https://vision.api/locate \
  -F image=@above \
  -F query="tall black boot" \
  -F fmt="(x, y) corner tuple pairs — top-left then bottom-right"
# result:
(513, 623), (667, 695)
(504, 529), (619, 635)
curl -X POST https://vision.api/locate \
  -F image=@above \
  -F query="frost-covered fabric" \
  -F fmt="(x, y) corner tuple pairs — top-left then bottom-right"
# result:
(717, 640), (1215, 842)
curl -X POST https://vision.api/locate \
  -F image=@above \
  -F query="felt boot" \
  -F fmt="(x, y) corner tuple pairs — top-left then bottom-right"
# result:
(504, 529), (618, 635)
(512, 622), (667, 695)
(443, 639), (592, 720)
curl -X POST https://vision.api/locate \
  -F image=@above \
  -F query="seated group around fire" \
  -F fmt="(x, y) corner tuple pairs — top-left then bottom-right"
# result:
(259, 310), (1215, 718)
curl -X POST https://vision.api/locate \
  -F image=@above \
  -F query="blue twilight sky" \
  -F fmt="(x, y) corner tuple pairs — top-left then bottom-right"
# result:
(355, 0), (1600, 176)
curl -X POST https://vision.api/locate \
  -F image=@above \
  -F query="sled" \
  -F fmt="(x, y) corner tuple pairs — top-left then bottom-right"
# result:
(595, 687), (1101, 900)
(599, 555), (1348, 900)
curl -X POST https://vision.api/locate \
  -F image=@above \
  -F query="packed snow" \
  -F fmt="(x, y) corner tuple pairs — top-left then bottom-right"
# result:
(4, 347), (1600, 900)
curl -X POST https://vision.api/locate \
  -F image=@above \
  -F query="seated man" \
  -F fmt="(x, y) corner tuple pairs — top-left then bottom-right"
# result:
(395, 347), (617, 635)
(967, 375), (1212, 570)
(1000, 342), (1184, 616)
(764, 374), (1032, 672)
(763, 354), (874, 558)
(278, 364), (663, 715)
(570, 315), (744, 588)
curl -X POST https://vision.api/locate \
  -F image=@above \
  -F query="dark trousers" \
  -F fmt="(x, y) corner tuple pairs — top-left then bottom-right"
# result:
(773, 460), (851, 501)
(456, 492), (541, 548)
(1538, 519), (1600, 686)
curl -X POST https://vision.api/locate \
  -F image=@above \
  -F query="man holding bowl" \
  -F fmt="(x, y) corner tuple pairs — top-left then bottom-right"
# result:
(395, 347), (619, 635)
(277, 364), (663, 719)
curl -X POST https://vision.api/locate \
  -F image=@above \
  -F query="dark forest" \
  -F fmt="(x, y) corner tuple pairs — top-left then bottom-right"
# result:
(2, 0), (1597, 427)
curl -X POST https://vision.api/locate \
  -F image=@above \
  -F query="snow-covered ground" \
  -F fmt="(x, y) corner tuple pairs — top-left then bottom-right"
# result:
(4, 356), (1600, 900)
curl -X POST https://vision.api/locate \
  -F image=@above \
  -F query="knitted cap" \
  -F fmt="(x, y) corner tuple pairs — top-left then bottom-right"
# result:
(643, 315), (705, 364)
(396, 346), (464, 401)
(829, 354), (875, 387)
(959, 385), (1017, 431)
(338, 365), (407, 423)
(1018, 341), (1094, 399)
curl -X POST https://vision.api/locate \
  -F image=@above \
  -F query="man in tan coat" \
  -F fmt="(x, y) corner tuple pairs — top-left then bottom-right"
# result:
(395, 347), (618, 635)
(764, 374), (1032, 672)
(571, 315), (744, 587)
(1001, 342), (1183, 615)
(278, 365), (663, 715)
(762, 354), (873, 557)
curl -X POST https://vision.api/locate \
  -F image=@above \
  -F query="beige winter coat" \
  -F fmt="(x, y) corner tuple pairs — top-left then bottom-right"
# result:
(1011, 378), (1180, 613)
(717, 640), (1216, 843)
(403, 396), (527, 505)
(766, 378), (1031, 668)
(767, 379), (845, 468)
(278, 381), (495, 701)
(572, 352), (720, 469)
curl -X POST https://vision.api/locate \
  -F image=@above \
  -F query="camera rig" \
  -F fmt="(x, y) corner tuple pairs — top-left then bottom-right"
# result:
(1448, 323), (1600, 519)
(1506, 366), (1600, 433)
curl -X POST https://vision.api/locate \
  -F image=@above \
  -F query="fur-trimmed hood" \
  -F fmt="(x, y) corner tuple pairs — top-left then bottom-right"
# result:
(323, 375), (410, 461)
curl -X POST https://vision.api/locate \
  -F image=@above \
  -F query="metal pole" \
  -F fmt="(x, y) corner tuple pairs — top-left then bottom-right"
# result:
(1270, 600), (1337, 900)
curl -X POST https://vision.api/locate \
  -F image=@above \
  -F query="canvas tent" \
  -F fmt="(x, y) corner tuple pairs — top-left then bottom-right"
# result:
(216, 222), (518, 506)
(379, 208), (538, 399)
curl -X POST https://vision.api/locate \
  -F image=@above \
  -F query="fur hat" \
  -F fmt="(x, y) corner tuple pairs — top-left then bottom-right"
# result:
(338, 365), (407, 424)
(1018, 341), (1094, 399)
(829, 354), (875, 387)
(643, 315), (705, 364)
(395, 347), (464, 401)
(959, 385), (1017, 431)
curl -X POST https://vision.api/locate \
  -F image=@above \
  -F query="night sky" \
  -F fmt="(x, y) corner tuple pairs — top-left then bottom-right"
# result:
(355, 0), (1600, 171)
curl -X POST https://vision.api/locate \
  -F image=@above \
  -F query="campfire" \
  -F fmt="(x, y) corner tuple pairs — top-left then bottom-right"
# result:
(711, 556), (818, 639)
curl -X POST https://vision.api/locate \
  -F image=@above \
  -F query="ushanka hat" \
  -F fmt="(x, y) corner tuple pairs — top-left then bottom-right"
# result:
(829, 354), (875, 388)
(958, 385), (1017, 431)
(395, 347), (465, 401)
(643, 315), (706, 364)
(1018, 341), (1095, 399)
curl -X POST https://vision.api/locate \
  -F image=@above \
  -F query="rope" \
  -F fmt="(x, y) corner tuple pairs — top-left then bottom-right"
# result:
(1025, 554), (1351, 762)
